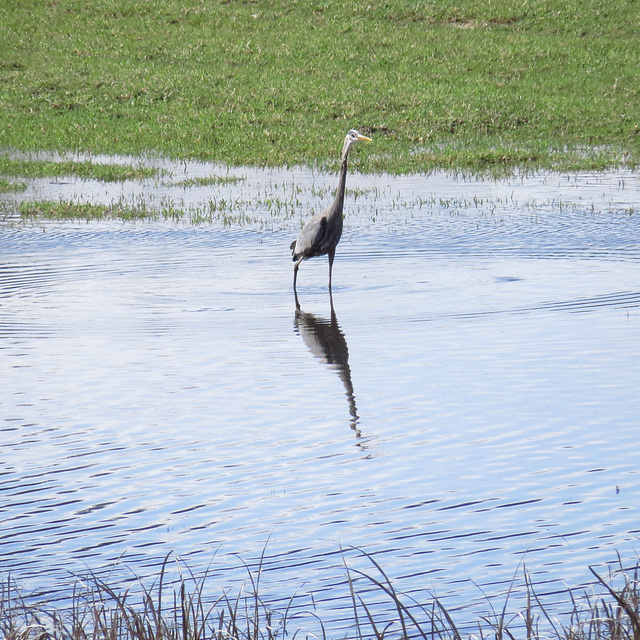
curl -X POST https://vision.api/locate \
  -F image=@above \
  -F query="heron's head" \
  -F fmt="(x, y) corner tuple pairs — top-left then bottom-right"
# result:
(341, 129), (372, 160)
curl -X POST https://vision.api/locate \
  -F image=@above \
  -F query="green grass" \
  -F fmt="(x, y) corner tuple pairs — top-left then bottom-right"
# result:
(1, 0), (639, 173)
(0, 177), (26, 193)
(0, 157), (161, 182)
(18, 199), (154, 221)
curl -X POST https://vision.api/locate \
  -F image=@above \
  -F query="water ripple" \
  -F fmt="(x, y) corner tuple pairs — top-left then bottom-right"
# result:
(419, 289), (640, 322)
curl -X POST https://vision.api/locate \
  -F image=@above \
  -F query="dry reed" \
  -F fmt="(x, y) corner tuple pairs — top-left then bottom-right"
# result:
(2, 550), (639, 640)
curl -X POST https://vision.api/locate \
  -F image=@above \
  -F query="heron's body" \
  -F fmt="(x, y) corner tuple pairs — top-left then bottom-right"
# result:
(291, 129), (371, 291)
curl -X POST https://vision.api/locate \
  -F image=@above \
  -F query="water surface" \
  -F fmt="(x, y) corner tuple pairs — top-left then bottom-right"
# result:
(2, 161), (640, 633)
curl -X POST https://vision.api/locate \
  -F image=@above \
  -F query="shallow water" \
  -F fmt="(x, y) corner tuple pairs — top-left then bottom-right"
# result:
(1, 159), (640, 633)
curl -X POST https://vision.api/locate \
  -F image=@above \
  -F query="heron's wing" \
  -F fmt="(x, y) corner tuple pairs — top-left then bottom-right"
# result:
(293, 213), (328, 258)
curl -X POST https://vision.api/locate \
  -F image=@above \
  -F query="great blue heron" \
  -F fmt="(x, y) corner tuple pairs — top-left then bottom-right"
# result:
(291, 129), (372, 291)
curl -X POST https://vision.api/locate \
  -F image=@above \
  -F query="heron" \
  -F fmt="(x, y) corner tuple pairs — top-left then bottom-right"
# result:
(291, 129), (372, 291)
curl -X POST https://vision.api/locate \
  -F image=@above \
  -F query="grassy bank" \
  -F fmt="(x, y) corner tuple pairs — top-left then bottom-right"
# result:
(2, 552), (640, 640)
(1, 0), (639, 174)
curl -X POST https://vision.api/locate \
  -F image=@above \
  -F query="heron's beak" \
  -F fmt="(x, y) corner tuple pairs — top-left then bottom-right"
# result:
(357, 134), (373, 142)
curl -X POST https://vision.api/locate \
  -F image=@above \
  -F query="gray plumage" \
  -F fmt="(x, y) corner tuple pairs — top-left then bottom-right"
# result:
(291, 129), (372, 291)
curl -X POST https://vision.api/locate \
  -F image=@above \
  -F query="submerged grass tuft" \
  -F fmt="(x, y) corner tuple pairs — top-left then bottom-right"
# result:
(170, 174), (246, 188)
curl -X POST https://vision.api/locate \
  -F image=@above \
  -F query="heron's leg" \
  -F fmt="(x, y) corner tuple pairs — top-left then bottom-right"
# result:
(328, 249), (335, 291)
(293, 257), (303, 290)
(293, 261), (302, 310)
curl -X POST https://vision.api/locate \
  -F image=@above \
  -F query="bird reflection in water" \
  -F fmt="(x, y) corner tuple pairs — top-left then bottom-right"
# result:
(294, 294), (360, 437)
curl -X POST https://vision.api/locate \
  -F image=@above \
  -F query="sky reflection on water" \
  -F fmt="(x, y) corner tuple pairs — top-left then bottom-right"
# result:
(1, 161), (640, 632)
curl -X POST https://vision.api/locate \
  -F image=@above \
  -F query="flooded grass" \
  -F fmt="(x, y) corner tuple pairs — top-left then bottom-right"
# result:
(18, 199), (157, 222)
(0, 157), (162, 182)
(2, 146), (639, 230)
(2, 552), (639, 640)
(16, 193), (300, 225)
(11, 182), (639, 226)
(170, 175), (247, 188)
(0, 177), (26, 194)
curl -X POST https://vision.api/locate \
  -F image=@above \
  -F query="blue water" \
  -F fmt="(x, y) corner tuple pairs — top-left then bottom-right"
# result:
(2, 163), (640, 634)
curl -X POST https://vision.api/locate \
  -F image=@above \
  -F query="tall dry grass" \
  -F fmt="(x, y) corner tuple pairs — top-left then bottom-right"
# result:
(2, 550), (639, 640)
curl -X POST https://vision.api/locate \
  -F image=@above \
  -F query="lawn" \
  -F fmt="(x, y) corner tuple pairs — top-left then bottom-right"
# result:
(1, 0), (638, 173)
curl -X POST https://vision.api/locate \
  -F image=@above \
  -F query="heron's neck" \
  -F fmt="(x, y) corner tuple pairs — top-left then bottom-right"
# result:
(331, 156), (349, 216)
